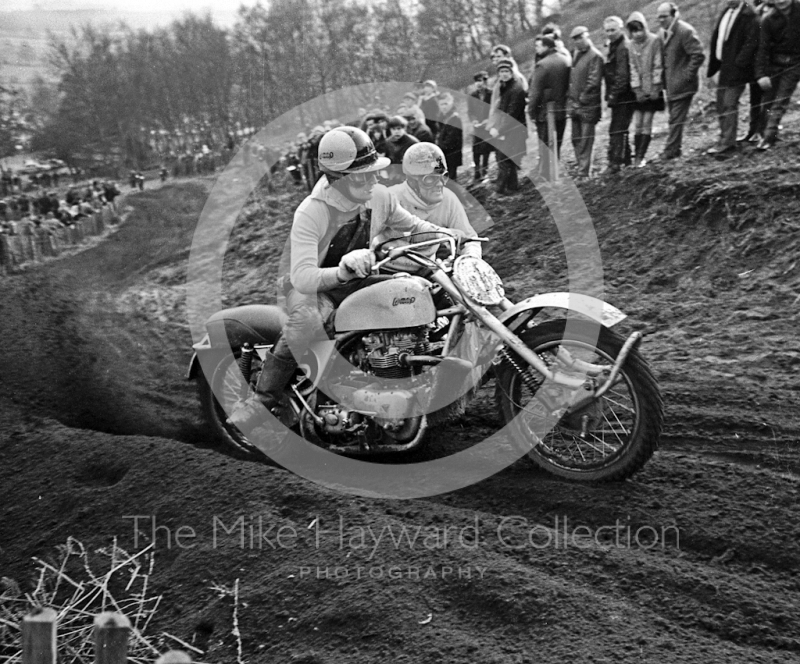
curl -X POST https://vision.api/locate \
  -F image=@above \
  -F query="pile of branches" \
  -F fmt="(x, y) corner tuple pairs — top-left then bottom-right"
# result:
(0, 537), (168, 664)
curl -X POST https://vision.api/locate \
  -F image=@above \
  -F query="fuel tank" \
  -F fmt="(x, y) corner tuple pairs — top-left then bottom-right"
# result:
(335, 276), (436, 332)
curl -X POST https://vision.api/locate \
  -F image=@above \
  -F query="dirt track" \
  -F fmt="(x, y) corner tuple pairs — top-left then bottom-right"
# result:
(1, 140), (800, 662)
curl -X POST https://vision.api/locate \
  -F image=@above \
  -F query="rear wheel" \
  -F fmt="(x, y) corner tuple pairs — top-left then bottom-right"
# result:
(495, 320), (663, 482)
(197, 352), (278, 462)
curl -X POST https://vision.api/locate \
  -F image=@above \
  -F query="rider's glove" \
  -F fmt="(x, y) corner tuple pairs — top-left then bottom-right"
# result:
(338, 248), (375, 281)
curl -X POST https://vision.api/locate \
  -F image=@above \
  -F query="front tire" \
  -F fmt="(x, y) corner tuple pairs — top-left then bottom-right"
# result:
(495, 320), (663, 482)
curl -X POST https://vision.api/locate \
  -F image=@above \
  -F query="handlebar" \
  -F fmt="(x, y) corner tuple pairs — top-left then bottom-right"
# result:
(371, 233), (488, 273)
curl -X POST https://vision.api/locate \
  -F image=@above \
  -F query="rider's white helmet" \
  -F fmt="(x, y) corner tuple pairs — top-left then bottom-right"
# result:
(402, 142), (447, 179)
(318, 126), (390, 181)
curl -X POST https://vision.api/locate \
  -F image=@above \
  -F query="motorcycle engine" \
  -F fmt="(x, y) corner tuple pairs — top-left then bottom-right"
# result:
(358, 328), (430, 378)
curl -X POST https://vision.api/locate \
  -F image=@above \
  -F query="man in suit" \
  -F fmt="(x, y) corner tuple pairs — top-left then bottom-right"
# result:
(527, 35), (571, 182)
(657, 2), (706, 160)
(706, 0), (759, 156)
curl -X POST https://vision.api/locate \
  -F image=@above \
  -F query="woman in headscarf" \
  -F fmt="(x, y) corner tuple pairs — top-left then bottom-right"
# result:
(627, 11), (665, 166)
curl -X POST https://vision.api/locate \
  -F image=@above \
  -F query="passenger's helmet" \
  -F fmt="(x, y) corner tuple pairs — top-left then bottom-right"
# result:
(318, 126), (390, 181)
(402, 142), (447, 179)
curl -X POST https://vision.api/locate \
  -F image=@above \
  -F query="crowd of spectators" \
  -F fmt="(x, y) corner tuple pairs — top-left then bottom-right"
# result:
(277, 0), (798, 195)
(518, 0), (798, 184)
(0, 175), (121, 237)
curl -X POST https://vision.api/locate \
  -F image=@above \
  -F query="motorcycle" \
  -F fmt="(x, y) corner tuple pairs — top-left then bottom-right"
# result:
(188, 232), (663, 482)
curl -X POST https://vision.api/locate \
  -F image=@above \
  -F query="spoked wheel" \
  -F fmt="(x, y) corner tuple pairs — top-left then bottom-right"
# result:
(495, 320), (663, 482)
(197, 352), (286, 464)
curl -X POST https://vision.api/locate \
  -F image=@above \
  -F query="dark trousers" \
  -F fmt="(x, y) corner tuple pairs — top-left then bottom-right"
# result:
(472, 139), (490, 178)
(496, 155), (519, 193)
(608, 104), (634, 167)
(716, 84), (746, 149)
(535, 117), (566, 181)
(748, 82), (766, 136)
(570, 116), (596, 177)
(763, 66), (800, 140)
(664, 95), (693, 158)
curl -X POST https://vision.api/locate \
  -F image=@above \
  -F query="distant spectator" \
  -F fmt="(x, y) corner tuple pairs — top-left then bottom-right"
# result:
(103, 181), (120, 211)
(489, 58), (528, 194)
(419, 81), (442, 139)
(384, 116), (419, 184)
(365, 111), (389, 157)
(657, 2), (706, 160)
(397, 92), (419, 117)
(567, 26), (605, 178)
(755, 0), (800, 150)
(486, 44), (529, 155)
(435, 91), (464, 183)
(604, 16), (636, 172)
(18, 193), (30, 216)
(627, 12), (665, 167)
(467, 70), (493, 183)
(528, 35), (570, 182)
(403, 106), (435, 143)
(706, 0), (759, 157)
(542, 22), (574, 66)
(48, 192), (60, 215)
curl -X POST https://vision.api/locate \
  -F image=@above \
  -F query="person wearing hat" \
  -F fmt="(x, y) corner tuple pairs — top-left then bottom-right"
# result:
(604, 16), (637, 172)
(568, 26), (605, 178)
(488, 58), (528, 194)
(227, 127), (457, 430)
(403, 105), (435, 143)
(542, 22), (574, 66)
(486, 45), (528, 160)
(468, 70), (493, 182)
(527, 34), (571, 182)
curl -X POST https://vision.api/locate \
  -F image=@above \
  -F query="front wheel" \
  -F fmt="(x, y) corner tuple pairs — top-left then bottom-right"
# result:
(495, 320), (663, 482)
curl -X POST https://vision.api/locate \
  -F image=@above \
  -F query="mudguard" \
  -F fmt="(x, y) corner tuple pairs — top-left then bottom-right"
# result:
(498, 292), (626, 329)
(187, 305), (287, 381)
(205, 304), (287, 349)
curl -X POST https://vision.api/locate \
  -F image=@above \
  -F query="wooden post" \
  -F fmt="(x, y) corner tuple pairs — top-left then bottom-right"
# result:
(93, 612), (131, 664)
(22, 607), (57, 664)
(155, 651), (192, 663)
(546, 101), (560, 183)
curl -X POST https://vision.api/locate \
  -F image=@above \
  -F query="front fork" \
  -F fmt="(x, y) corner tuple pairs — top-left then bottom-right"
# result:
(429, 270), (643, 412)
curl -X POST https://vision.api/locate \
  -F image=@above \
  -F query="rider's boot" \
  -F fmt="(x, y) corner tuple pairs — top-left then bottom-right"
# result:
(227, 351), (297, 430)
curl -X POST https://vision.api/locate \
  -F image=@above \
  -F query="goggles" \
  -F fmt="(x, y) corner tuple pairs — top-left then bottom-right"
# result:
(346, 170), (380, 186)
(418, 172), (449, 187)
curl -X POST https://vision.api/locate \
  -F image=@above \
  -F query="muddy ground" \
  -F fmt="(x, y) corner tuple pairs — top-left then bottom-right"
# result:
(1, 112), (800, 663)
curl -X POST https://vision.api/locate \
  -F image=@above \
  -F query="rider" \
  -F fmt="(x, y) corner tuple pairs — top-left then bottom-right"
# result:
(228, 126), (458, 429)
(384, 142), (481, 268)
